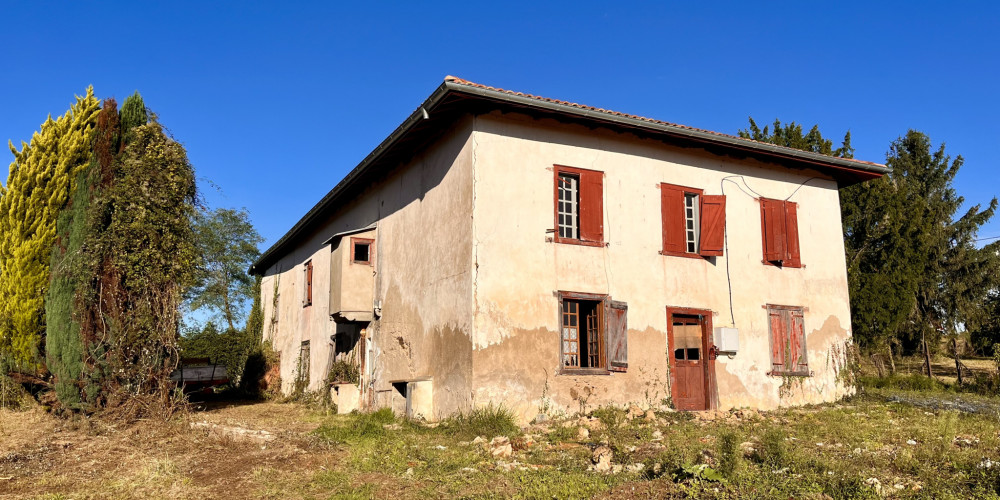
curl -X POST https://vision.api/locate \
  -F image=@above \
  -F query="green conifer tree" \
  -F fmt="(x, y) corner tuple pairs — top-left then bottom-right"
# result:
(0, 88), (100, 370)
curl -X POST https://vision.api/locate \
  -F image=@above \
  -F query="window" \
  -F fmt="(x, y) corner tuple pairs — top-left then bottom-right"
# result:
(660, 183), (726, 258)
(297, 340), (311, 386)
(302, 260), (313, 307)
(352, 237), (373, 265)
(559, 293), (628, 372)
(767, 305), (808, 376)
(553, 165), (604, 246)
(759, 198), (801, 267)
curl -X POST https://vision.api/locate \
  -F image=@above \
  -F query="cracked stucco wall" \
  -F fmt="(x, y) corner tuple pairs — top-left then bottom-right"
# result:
(469, 111), (854, 422)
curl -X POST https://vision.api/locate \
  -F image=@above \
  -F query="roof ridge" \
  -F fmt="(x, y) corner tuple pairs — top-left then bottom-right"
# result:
(442, 75), (883, 168)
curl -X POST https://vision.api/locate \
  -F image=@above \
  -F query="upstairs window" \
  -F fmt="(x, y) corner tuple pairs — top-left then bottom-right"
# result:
(767, 305), (808, 376)
(559, 293), (628, 373)
(302, 260), (313, 307)
(759, 198), (801, 267)
(352, 237), (373, 265)
(554, 165), (604, 246)
(660, 183), (726, 258)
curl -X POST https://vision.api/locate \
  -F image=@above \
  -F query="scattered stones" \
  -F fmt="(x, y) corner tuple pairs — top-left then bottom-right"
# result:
(651, 430), (664, 441)
(490, 436), (512, 458)
(740, 441), (756, 458)
(577, 427), (590, 440)
(906, 439), (917, 446)
(864, 477), (882, 495)
(627, 404), (644, 420)
(472, 436), (487, 445)
(626, 462), (645, 473)
(592, 445), (613, 472)
(644, 410), (656, 422)
(383, 423), (402, 431)
(189, 421), (276, 443)
(979, 458), (995, 469)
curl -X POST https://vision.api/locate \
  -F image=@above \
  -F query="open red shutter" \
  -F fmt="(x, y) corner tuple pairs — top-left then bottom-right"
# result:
(768, 308), (786, 373)
(605, 300), (628, 372)
(761, 199), (786, 263)
(783, 201), (801, 267)
(790, 309), (807, 371)
(661, 184), (686, 254)
(699, 195), (726, 256)
(579, 170), (604, 242)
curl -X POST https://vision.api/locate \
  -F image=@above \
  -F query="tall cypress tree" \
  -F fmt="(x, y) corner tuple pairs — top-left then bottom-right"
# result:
(0, 88), (100, 370)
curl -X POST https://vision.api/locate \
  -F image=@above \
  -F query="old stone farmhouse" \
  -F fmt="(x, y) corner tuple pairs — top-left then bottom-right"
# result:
(249, 76), (888, 422)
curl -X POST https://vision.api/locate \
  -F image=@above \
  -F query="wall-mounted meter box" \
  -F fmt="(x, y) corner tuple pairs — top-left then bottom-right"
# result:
(714, 327), (740, 354)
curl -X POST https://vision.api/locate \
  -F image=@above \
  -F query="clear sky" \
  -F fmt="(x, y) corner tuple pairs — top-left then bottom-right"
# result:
(3, 1), (999, 250)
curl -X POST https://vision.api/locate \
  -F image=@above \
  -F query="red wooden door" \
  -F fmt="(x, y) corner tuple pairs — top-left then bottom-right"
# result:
(670, 314), (707, 410)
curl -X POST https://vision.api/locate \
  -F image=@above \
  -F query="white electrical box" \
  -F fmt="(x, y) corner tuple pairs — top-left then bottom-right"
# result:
(714, 327), (740, 353)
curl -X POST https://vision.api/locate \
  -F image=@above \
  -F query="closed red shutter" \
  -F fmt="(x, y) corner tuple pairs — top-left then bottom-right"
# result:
(768, 308), (786, 372)
(661, 184), (686, 254)
(790, 309), (806, 371)
(783, 201), (801, 267)
(579, 170), (604, 242)
(605, 300), (628, 372)
(761, 198), (786, 263)
(699, 195), (726, 256)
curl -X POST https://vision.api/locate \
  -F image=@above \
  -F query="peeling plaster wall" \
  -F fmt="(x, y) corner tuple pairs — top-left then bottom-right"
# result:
(261, 117), (476, 418)
(470, 112), (854, 421)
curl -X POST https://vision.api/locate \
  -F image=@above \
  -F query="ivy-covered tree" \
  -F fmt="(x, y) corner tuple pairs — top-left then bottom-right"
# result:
(0, 88), (100, 370)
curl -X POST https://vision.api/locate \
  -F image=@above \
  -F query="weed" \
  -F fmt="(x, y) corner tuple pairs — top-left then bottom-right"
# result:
(440, 403), (519, 439)
(757, 427), (787, 469)
(314, 407), (396, 444)
(716, 430), (740, 477)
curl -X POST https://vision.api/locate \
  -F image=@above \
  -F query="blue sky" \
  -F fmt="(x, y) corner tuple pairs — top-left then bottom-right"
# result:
(3, 1), (999, 249)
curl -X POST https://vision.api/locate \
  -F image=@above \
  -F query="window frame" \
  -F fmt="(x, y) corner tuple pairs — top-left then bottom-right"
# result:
(660, 183), (705, 259)
(303, 260), (313, 307)
(351, 237), (374, 266)
(558, 291), (610, 375)
(553, 165), (604, 247)
(766, 304), (810, 377)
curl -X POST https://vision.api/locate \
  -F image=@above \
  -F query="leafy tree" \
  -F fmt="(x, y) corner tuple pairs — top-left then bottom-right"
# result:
(0, 88), (100, 369)
(188, 208), (263, 331)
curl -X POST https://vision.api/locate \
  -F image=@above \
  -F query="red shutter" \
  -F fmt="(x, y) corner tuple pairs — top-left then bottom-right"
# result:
(783, 201), (801, 267)
(306, 261), (313, 305)
(699, 195), (726, 256)
(605, 300), (628, 372)
(768, 308), (786, 373)
(579, 170), (604, 242)
(761, 198), (786, 263)
(661, 184), (686, 254)
(790, 309), (807, 371)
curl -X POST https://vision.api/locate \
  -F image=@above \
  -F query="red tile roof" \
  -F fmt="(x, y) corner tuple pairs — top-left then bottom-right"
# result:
(443, 75), (885, 169)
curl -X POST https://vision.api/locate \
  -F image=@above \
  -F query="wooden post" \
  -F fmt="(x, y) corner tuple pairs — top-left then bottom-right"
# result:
(922, 330), (934, 378)
(953, 338), (963, 386)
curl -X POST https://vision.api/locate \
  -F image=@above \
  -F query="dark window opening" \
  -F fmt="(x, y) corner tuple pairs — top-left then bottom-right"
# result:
(351, 237), (373, 265)
(562, 298), (604, 369)
(672, 315), (702, 362)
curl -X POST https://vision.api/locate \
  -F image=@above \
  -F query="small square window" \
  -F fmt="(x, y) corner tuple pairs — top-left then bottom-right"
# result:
(352, 238), (373, 265)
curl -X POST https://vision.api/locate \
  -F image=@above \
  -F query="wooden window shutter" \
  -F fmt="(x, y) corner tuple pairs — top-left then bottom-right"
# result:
(783, 201), (801, 267)
(698, 195), (726, 256)
(605, 300), (628, 372)
(579, 170), (604, 242)
(660, 184), (686, 254)
(768, 308), (786, 372)
(760, 198), (786, 263)
(790, 309), (807, 370)
(305, 261), (313, 306)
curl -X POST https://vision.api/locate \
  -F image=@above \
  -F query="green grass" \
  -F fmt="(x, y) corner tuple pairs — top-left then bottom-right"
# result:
(301, 388), (1000, 499)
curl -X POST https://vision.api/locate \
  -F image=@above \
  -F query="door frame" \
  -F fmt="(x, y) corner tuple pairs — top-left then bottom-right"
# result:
(666, 307), (718, 411)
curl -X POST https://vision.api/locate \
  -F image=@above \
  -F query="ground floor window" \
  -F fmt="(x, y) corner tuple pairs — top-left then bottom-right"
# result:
(767, 305), (808, 376)
(560, 293), (629, 372)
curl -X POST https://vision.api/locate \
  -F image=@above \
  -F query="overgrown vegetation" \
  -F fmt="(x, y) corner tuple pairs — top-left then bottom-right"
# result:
(439, 404), (520, 440)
